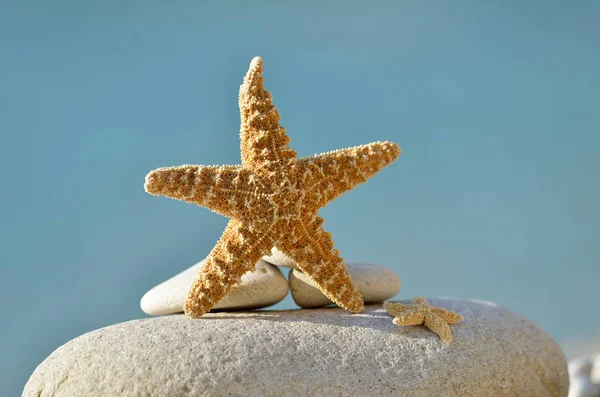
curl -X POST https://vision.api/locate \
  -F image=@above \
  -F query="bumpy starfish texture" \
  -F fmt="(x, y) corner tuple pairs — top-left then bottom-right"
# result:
(145, 57), (400, 318)
(384, 297), (463, 343)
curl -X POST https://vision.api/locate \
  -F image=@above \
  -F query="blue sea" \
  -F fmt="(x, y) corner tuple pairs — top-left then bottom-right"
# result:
(1, 2), (599, 395)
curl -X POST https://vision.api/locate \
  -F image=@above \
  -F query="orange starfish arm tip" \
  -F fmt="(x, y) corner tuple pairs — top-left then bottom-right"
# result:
(424, 312), (453, 343)
(239, 56), (296, 174)
(184, 219), (273, 318)
(384, 301), (408, 317)
(277, 218), (364, 313)
(144, 165), (262, 219)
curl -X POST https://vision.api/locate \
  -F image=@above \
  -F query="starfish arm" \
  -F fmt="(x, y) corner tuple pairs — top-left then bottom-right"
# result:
(392, 308), (426, 326)
(430, 307), (464, 324)
(239, 57), (297, 175)
(184, 219), (274, 318)
(145, 165), (263, 219)
(383, 301), (411, 317)
(276, 216), (364, 313)
(424, 312), (454, 343)
(299, 141), (400, 207)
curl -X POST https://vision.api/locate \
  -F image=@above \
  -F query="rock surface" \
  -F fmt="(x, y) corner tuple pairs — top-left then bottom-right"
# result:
(289, 263), (400, 308)
(262, 247), (297, 269)
(140, 259), (288, 315)
(23, 298), (568, 397)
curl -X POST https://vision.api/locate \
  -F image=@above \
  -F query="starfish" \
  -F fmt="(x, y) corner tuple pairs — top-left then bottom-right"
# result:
(145, 57), (400, 318)
(384, 297), (463, 343)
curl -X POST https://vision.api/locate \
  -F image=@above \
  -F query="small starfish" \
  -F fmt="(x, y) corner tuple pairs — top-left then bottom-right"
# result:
(145, 57), (400, 318)
(384, 297), (463, 343)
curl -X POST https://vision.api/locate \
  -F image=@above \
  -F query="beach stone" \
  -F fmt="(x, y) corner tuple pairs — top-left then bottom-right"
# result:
(570, 356), (596, 380)
(23, 298), (568, 397)
(140, 259), (288, 315)
(592, 355), (600, 384)
(568, 379), (600, 397)
(262, 247), (298, 269)
(289, 263), (400, 308)
(568, 356), (600, 397)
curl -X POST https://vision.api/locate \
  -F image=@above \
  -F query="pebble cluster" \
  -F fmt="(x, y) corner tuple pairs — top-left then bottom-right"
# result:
(140, 253), (401, 315)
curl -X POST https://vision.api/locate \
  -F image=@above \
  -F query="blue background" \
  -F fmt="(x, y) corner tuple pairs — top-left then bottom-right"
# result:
(2, 1), (599, 395)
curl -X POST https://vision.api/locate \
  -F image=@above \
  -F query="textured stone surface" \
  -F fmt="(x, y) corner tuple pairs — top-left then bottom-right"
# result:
(289, 263), (400, 308)
(23, 299), (569, 397)
(263, 247), (298, 269)
(140, 259), (288, 315)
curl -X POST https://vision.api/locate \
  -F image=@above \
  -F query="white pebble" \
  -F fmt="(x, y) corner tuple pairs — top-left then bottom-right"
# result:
(289, 262), (400, 308)
(140, 259), (288, 315)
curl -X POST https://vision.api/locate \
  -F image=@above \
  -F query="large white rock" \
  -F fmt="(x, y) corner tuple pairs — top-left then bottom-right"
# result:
(23, 299), (568, 397)
(140, 259), (288, 315)
(289, 263), (400, 308)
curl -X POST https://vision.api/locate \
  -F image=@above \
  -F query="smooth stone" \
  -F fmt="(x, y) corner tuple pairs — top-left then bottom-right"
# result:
(568, 378), (600, 397)
(568, 356), (600, 397)
(262, 247), (298, 269)
(23, 299), (569, 397)
(570, 356), (596, 380)
(289, 263), (400, 308)
(592, 355), (600, 384)
(140, 259), (288, 315)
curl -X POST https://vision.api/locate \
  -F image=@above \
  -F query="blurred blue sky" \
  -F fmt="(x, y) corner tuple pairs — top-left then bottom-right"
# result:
(2, 1), (599, 395)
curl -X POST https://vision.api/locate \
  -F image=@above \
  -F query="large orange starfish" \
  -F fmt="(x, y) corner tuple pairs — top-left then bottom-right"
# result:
(145, 57), (400, 318)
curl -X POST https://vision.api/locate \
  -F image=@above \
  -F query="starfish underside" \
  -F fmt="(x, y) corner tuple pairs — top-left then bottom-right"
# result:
(145, 57), (400, 318)
(384, 297), (463, 343)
